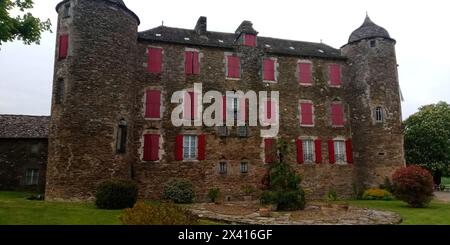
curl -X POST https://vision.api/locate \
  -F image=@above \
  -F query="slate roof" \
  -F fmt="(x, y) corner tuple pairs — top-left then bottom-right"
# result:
(0, 115), (50, 139)
(348, 15), (393, 43)
(139, 21), (344, 60)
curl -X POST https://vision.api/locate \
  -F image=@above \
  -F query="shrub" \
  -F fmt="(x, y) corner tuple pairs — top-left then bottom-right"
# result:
(163, 179), (195, 204)
(207, 188), (220, 203)
(392, 165), (434, 208)
(121, 202), (198, 225)
(242, 184), (256, 195)
(326, 188), (338, 201)
(362, 188), (394, 200)
(259, 139), (306, 211)
(95, 179), (138, 209)
(379, 176), (394, 193)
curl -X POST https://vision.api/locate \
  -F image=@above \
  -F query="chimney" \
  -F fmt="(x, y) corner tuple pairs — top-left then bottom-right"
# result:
(195, 16), (207, 35)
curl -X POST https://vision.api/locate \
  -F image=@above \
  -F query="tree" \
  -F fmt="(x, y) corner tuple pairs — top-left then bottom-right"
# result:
(404, 101), (450, 185)
(260, 139), (305, 211)
(0, 0), (51, 46)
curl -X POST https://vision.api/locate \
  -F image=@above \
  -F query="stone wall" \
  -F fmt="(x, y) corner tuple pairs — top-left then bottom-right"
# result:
(0, 139), (47, 192)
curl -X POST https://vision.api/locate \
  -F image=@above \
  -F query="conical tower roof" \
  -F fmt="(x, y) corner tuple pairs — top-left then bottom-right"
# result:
(348, 15), (391, 43)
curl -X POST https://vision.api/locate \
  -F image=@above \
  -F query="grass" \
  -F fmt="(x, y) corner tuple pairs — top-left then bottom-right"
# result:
(0, 192), (122, 225)
(0, 191), (221, 225)
(347, 200), (450, 225)
(441, 177), (450, 185)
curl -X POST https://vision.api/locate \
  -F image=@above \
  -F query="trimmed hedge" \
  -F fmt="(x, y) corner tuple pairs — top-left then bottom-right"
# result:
(95, 179), (138, 209)
(163, 179), (195, 204)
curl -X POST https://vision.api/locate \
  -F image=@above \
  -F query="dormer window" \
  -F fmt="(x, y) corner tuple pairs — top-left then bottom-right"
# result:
(244, 34), (257, 47)
(63, 3), (70, 18)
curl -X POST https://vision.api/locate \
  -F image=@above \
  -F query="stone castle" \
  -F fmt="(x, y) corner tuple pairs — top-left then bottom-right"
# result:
(46, 0), (405, 201)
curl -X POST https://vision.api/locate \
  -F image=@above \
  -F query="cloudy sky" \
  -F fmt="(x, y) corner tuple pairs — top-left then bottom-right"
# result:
(0, 0), (449, 119)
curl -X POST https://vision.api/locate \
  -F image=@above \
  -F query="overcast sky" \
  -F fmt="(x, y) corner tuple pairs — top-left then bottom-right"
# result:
(0, 0), (449, 119)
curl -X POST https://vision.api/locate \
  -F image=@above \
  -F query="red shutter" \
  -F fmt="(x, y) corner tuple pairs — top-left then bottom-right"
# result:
(148, 48), (162, 73)
(328, 139), (336, 164)
(59, 34), (69, 59)
(143, 134), (159, 161)
(244, 34), (257, 47)
(239, 98), (248, 121)
(175, 135), (183, 161)
(300, 102), (313, 125)
(193, 51), (200, 74)
(315, 139), (322, 164)
(346, 139), (353, 164)
(296, 139), (304, 164)
(221, 95), (227, 122)
(145, 90), (161, 119)
(299, 63), (312, 84)
(227, 56), (240, 78)
(264, 138), (275, 164)
(266, 100), (272, 121)
(263, 58), (275, 81)
(198, 134), (206, 160)
(184, 92), (195, 120)
(329, 64), (341, 86)
(331, 103), (344, 126)
(185, 51), (193, 74)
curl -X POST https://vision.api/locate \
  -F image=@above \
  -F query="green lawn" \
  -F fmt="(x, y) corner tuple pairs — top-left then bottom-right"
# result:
(347, 200), (450, 225)
(0, 192), (123, 225)
(442, 177), (450, 185)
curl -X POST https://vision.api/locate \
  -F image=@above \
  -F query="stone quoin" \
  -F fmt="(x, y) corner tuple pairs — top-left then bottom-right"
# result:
(46, 0), (405, 201)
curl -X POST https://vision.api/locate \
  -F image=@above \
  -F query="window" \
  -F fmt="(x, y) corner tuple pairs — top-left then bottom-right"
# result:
(143, 134), (159, 161)
(264, 138), (275, 164)
(334, 140), (346, 163)
(299, 62), (312, 85)
(58, 34), (69, 59)
(237, 125), (249, 137)
(370, 40), (377, 48)
(375, 106), (384, 122)
(303, 139), (315, 162)
(329, 64), (342, 86)
(63, 3), (71, 18)
(300, 102), (314, 126)
(25, 169), (39, 185)
(240, 162), (249, 173)
(147, 47), (163, 74)
(183, 135), (198, 160)
(331, 103), (344, 127)
(116, 119), (127, 154)
(218, 126), (228, 137)
(183, 92), (197, 120)
(185, 50), (200, 75)
(145, 90), (161, 119)
(55, 79), (65, 104)
(219, 162), (227, 174)
(227, 55), (241, 78)
(244, 34), (256, 47)
(263, 58), (276, 81)
(264, 99), (276, 124)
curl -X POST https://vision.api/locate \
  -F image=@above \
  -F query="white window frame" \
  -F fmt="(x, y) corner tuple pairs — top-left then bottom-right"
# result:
(240, 161), (249, 174)
(375, 106), (384, 123)
(183, 135), (198, 160)
(225, 52), (242, 80)
(298, 59), (313, 86)
(302, 139), (315, 163)
(333, 139), (347, 164)
(262, 57), (278, 83)
(219, 161), (227, 174)
(299, 100), (315, 127)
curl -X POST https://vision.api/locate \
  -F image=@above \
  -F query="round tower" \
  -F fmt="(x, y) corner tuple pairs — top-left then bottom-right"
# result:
(46, 0), (140, 201)
(341, 15), (405, 188)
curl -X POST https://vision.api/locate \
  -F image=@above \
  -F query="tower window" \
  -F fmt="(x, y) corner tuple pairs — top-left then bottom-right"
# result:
(55, 79), (65, 105)
(375, 106), (384, 122)
(370, 40), (377, 48)
(116, 119), (127, 154)
(240, 162), (249, 174)
(58, 34), (69, 59)
(63, 3), (71, 18)
(219, 162), (227, 174)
